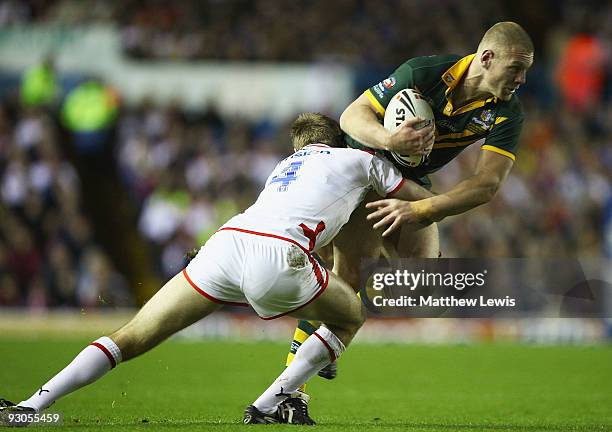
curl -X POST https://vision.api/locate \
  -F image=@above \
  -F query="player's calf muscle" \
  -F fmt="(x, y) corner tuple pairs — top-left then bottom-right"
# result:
(320, 310), (363, 345)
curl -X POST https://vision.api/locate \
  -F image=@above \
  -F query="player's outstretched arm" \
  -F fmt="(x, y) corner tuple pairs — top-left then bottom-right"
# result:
(340, 93), (434, 154)
(366, 150), (513, 236)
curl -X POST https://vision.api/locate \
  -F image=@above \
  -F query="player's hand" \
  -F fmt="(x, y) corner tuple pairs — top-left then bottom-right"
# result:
(384, 118), (435, 155)
(423, 125), (438, 155)
(366, 199), (432, 236)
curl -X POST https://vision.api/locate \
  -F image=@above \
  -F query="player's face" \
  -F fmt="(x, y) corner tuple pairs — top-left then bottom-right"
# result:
(485, 48), (533, 101)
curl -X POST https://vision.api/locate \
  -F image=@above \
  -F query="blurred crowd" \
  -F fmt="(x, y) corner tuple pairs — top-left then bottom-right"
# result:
(0, 106), (132, 309)
(0, 0), (610, 309)
(119, 1), (517, 64)
(1, 0), (609, 66)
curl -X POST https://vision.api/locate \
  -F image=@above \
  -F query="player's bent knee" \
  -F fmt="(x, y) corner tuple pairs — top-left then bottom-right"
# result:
(342, 282), (366, 326)
(330, 296), (365, 336)
(349, 303), (366, 332)
(324, 306), (364, 347)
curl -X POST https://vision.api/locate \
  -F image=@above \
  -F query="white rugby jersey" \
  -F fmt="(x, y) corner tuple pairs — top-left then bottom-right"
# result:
(221, 144), (405, 252)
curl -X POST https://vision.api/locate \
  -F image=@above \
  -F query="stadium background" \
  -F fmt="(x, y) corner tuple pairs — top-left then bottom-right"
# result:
(0, 1), (611, 429)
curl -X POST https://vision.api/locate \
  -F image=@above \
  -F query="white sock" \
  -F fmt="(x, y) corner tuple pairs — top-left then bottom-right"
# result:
(253, 326), (345, 414)
(19, 336), (122, 411)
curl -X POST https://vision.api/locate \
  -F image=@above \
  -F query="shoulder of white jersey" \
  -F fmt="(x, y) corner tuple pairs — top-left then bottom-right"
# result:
(297, 144), (384, 172)
(300, 144), (369, 158)
(334, 145), (377, 157)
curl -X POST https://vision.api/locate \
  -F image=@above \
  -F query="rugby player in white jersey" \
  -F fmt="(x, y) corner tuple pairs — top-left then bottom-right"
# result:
(0, 113), (433, 425)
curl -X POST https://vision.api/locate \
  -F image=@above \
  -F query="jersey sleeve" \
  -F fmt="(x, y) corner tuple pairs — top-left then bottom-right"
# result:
(364, 61), (415, 117)
(368, 155), (406, 197)
(481, 112), (524, 161)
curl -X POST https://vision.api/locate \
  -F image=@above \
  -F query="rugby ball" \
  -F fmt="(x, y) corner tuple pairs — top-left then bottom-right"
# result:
(383, 88), (435, 167)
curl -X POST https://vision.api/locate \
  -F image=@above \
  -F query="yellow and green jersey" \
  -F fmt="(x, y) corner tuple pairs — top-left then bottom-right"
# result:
(346, 54), (524, 186)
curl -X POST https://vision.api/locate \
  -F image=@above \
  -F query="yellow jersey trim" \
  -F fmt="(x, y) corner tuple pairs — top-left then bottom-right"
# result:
(481, 144), (516, 161)
(442, 54), (476, 92)
(437, 129), (476, 141)
(441, 53), (498, 117)
(437, 117), (507, 143)
(446, 98), (496, 116)
(365, 89), (385, 116)
(494, 116), (508, 125)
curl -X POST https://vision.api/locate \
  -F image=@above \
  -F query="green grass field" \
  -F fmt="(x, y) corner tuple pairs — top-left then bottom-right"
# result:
(1, 338), (611, 431)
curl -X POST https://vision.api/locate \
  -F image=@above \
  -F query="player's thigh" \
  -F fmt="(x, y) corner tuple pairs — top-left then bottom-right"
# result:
(113, 272), (221, 350)
(397, 222), (439, 258)
(291, 271), (364, 330)
(333, 191), (384, 289)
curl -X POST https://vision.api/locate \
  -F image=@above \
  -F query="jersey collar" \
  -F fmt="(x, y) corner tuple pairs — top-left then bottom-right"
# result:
(441, 53), (497, 116)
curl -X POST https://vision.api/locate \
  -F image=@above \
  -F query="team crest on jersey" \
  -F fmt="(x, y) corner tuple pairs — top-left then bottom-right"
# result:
(373, 77), (396, 99)
(383, 77), (396, 89)
(470, 109), (495, 130)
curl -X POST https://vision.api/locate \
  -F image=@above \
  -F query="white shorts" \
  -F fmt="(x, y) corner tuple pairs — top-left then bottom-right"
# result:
(183, 228), (329, 319)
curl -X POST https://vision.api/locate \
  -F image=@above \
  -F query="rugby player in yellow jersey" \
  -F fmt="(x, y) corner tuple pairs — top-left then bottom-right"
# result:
(281, 22), (534, 423)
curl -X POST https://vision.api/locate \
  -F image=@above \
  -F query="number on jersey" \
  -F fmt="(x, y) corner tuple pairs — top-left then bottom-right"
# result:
(269, 160), (303, 192)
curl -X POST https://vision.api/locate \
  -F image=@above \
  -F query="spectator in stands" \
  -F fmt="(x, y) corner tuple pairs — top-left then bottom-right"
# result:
(20, 55), (59, 109)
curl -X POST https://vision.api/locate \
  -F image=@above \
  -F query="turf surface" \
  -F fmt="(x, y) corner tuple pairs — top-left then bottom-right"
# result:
(1, 338), (611, 431)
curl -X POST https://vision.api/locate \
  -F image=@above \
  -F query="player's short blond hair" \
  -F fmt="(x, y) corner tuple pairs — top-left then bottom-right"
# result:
(478, 21), (534, 54)
(290, 113), (344, 150)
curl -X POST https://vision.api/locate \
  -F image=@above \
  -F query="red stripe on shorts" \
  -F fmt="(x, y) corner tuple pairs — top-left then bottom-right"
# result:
(181, 268), (249, 307)
(308, 254), (328, 291)
(217, 227), (310, 254)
